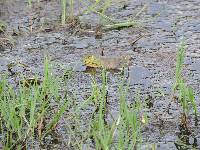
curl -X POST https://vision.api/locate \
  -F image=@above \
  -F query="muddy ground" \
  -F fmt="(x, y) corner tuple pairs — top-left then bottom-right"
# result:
(1, 0), (200, 149)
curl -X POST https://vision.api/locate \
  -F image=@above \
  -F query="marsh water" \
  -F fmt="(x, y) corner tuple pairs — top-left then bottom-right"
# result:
(1, 0), (200, 149)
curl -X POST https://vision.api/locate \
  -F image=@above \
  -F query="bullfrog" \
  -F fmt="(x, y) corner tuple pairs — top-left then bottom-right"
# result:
(83, 55), (132, 70)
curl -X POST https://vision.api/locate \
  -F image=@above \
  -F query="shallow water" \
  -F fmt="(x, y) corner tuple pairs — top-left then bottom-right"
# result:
(1, 0), (200, 149)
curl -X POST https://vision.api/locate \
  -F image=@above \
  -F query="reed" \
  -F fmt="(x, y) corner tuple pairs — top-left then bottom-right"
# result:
(61, 0), (67, 25)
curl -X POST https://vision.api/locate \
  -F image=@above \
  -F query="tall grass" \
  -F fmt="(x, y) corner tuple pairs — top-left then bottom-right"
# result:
(61, 0), (67, 25)
(174, 41), (198, 117)
(89, 69), (146, 149)
(118, 76), (146, 149)
(60, 0), (75, 24)
(69, 0), (74, 19)
(0, 58), (68, 149)
(27, 0), (32, 8)
(90, 69), (113, 150)
(175, 41), (186, 88)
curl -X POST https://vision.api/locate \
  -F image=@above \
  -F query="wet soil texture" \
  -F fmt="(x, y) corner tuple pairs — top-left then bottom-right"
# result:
(1, 0), (200, 149)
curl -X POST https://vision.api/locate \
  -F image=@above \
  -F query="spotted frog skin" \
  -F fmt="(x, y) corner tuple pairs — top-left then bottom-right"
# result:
(83, 55), (132, 69)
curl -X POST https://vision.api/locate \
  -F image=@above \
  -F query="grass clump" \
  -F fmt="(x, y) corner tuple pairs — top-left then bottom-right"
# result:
(174, 41), (198, 117)
(89, 70), (147, 150)
(60, 0), (75, 25)
(0, 58), (68, 149)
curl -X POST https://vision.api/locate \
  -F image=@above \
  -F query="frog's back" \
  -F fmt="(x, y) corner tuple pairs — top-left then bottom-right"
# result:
(100, 56), (131, 69)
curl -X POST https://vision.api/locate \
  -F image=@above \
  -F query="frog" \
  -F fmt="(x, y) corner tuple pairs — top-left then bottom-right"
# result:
(83, 55), (132, 70)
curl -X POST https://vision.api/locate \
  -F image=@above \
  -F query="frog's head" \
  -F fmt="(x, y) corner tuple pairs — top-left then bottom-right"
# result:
(83, 55), (101, 68)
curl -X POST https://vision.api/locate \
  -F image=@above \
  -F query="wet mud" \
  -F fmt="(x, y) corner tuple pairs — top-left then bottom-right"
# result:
(1, 0), (200, 149)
